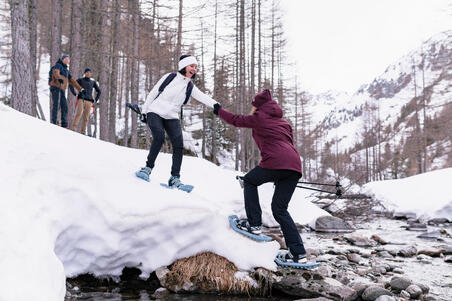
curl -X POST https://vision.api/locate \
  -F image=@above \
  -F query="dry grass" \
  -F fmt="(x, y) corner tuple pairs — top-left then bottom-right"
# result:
(166, 251), (270, 296)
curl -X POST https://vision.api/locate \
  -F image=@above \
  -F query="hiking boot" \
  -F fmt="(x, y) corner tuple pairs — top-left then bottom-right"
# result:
(168, 175), (183, 188)
(282, 251), (307, 264)
(136, 166), (152, 182)
(237, 219), (262, 235)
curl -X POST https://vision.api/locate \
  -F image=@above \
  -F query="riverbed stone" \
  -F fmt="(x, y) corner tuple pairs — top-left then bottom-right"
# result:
(270, 268), (357, 300)
(400, 289), (411, 299)
(347, 253), (362, 264)
(393, 211), (416, 220)
(397, 246), (417, 257)
(344, 233), (377, 247)
(374, 296), (396, 301)
(418, 247), (445, 257)
(315, 216), (355, 233)
(440, 245), (452, 255)
(293, 298), (334, 301)
(362, 286), (392, 301)
(405, 284), (423, 299)
(152, 287), (170, 299)
(417, 231), (445, 240)
(389, 276), (412, 292)
(407, 222), (427, 231)
(444, 255), (452, 263)
(371, 234), (388, 245)
(415, 282), (430, 294)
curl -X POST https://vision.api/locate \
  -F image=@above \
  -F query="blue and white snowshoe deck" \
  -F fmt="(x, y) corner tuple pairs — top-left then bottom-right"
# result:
(228, 215), (273, 242)
(274, 252), (320, 269)
(135, 170), (150, 182)
(160, 183), (194, 193)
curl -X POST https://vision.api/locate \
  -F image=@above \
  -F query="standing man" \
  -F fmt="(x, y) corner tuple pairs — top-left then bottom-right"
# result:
(49, 54), (85, 128)
(70, 68), (101, 135)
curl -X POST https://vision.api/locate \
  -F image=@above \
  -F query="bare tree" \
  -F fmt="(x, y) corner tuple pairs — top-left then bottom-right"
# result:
(68, 0), (82, 127)
(10, 0), (34, 115)
(108, 0), (120, 143)
(98, 0), (110, 141)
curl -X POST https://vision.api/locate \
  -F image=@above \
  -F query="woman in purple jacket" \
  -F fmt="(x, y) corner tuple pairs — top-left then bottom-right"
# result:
(213, 89), (307, 264)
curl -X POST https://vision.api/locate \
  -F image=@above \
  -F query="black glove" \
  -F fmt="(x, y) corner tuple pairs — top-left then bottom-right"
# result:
(58, 78), (64, 84)
(95, 97), (99, 103)
(140, 113), (147, 124)
(213, 103), (222, 115)
(78, 89), (86, 99)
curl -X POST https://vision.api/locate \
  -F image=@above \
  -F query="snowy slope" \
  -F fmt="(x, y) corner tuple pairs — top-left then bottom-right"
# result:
(0, 103), (327, 301)
(363, 168), (452, 220)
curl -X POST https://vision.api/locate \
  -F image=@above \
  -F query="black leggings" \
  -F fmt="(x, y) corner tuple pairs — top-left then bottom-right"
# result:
(146, 112), (183, 177)
(243, 166), (306, 256)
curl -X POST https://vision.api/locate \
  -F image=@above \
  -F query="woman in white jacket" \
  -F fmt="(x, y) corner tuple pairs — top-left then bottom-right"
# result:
(136, 55), (219, 189)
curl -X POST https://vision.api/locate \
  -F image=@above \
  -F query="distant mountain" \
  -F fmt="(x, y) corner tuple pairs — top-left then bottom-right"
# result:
(303, 31), (452, 182)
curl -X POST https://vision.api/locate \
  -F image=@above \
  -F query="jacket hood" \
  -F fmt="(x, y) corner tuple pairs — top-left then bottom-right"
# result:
(252, 89), (282, 118)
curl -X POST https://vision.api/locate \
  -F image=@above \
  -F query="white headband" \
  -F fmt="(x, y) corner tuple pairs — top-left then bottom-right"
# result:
(178, 56), (198, 70)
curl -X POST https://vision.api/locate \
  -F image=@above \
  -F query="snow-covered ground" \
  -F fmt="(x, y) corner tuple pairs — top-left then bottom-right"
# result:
(0, 103), (327, 301)
(363, 168), (452, 220)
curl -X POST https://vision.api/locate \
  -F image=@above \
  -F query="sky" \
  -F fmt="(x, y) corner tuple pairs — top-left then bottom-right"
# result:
(280, 0), (452, 94)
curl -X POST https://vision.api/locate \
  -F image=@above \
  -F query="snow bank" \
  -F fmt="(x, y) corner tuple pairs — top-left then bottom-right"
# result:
(0, 103), (327, 301)
(362, 168), (452, 220)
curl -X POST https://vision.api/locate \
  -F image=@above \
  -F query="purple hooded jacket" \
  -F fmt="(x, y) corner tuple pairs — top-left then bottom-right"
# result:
(218, 89), (302, 175)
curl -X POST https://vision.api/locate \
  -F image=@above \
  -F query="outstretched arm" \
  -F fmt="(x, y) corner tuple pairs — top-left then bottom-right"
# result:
(218, 107), (259, 128)
(191, 85), (218, 108)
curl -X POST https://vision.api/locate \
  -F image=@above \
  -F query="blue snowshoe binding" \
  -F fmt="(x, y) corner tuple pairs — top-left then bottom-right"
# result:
(274, 251), (320, 269)
(228, 215), (273, 242)
(160, 176), (194, 193)
(136, 166), (152, 182)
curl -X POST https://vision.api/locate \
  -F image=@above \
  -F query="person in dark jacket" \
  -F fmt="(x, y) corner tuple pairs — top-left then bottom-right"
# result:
(49, 54), (85, 127)
(213, 89), (307, 264)
(70, 68), (101, 135)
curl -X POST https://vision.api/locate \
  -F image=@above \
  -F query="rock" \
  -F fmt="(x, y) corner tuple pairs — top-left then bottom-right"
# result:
(400, 289), (411, 298)
(270, 268), (357, 301)
(152, 287), (170, 299)
(374, 296), (396, 301)
(315, 265), (332, 278)
(418, 247), (445, 257)
(428, 217), (450, 225)
(315, 216), (355, 233)
(371, 234), (388, 245)
(355, 268), (369, 276)
(397, 246), (417, 257)
(393, 211), (416, 220)
(344, 233), (377, 247)
(349, 282), (369, 297)
(373, 266), (387, 275)
(389, 276), (412, 292)
(417, 231), (445, 240)
(439, 245), (452, 255)
(155, 267), (170, 287)
(294, 297), (334, 301)
(405, 284), (423, 299)
(407, 222), (427, 231)
(362, 286), (392, 301)
(392, 268), (404, 274)
(347, 253), (362, 264)
(415, 282), (429, 294)
(377, 251), (393, 258)
(445, 255), (452, 263)
(417, 254), (433, 264)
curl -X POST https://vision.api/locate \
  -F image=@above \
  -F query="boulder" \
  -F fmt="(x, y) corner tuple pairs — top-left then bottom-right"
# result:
(407, 222), (427, 231)
(315, 216), (355, 233)
(152, 287), (170, 299)
(389, 276), (412, 292)
(362, 286), (392, 301)
(428, 218), (450, 225)
(393, 211), (416, 220)
(417, 231), (445, 240)
(417, 247), (445, 257)
(374, 296), (396, 301)
(270, 267), (357, 301)
(347, 253), (362, 264)
(371, 234), (388, 245)
(344, 234), (377, 247)
(397, 246), (417, 257)
(405, 284), (423, 299)
(444, 255), (452, 263)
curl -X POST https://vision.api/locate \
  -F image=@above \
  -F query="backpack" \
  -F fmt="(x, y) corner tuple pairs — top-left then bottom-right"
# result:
(48, 65), (56, 84)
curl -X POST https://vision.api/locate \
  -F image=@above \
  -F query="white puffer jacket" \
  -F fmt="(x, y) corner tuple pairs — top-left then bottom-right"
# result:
(142, 72), (218, 119)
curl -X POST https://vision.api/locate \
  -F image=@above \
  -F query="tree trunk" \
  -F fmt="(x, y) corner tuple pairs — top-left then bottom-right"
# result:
(10, 0), (33, 115)
(211, 0), (218, 164)
(98, 0), (110, 141)
(109, 0), (120, 143)
(50, 0), (62, 118)
(68, 0), (82, 127)
(28, 0), (38, 117)
(130, 0), (139, 148)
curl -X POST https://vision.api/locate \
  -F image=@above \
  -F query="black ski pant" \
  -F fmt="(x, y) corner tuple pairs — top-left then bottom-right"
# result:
(50, 86), (68, 127)
(146, 112), (183, 177)
(243, 166), (306, 256)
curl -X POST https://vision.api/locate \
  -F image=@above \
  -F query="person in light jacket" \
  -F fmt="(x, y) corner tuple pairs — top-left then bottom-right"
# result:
(136, 55), (219, 188)
(213, 89), (308, 264)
